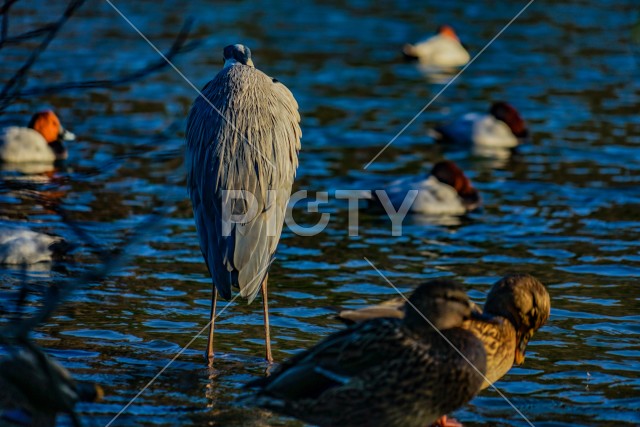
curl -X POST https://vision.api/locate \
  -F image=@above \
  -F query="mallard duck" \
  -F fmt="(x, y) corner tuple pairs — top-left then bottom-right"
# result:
(0, 110), (75, 163)
(244, 280), (488, 427)
(338, 273), (551, 390)
(403, 25), (470, 68)
(431, 102), (529, 149)
(371, 160), (480, 216)
(0, 343), (103, 427)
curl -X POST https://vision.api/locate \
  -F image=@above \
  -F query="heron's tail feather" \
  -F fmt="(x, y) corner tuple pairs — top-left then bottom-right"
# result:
(242, 267), (270, 304)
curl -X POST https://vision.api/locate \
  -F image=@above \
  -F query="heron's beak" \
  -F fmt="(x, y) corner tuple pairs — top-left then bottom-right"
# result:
(60, 128), (76, 141)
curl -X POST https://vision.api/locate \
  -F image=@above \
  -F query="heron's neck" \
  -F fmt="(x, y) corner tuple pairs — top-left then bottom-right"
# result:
(223, 58), (254, 69)
(224, 58), (239, 68)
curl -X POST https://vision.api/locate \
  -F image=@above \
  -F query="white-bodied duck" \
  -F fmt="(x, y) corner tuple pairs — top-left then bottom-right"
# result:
(0, 110), (75, 163)
(0, 225), (70, 265)
(431, 102), (528, 148)
(372, 160), (480, 216)
(403, 25), (470, 68)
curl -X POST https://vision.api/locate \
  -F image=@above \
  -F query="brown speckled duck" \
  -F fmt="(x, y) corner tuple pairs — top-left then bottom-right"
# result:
(338, 273), (551, 390)
(244, 280), (488, 427)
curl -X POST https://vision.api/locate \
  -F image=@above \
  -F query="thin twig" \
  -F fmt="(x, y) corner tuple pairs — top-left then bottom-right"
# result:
(0, 24), (56, 47)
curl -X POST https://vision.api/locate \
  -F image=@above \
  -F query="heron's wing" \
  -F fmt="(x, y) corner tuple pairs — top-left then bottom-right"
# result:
(247, 318), (404, 399)
(186, 66), (301, 302)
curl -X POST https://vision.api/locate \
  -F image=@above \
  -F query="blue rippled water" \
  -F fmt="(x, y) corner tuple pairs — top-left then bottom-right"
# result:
(1, 0), (639, 426)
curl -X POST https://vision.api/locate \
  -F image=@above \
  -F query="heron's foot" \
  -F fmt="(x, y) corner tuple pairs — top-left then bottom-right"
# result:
(264, 343), (274, 365)
(264, 362), (277, 377)
(431, 415), (463, 427)
(203, 350), (214, 366)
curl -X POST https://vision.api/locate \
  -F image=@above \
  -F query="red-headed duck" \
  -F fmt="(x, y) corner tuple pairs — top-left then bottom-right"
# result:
(403, 25), (470, 68)
(0, 110), (75, 163)
(432, 102), (528, 148)
(373, 160), (480, 216)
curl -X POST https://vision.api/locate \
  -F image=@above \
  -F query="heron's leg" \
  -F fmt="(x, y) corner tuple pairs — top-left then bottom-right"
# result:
(206, 288), (218, 365)
(261, 274), (273, 363)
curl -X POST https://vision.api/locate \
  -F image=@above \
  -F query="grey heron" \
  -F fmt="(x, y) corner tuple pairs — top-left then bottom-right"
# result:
(185, 44), (301, 363)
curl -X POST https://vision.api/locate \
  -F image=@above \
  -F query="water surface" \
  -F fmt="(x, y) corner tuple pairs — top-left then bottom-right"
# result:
(1, 1), (639, 426)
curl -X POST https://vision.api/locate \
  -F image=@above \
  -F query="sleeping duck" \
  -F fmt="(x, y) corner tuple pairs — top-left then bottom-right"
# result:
(0, 110), (75, 163)
(0, 225), (70, 265)
(371, 160), (480, 216)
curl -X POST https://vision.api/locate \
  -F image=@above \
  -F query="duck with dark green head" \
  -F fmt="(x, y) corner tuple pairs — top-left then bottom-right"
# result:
(244, 279), (488, 427)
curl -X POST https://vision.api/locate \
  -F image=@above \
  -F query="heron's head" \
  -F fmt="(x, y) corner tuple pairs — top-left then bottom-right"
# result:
(223, 44), (254, 68)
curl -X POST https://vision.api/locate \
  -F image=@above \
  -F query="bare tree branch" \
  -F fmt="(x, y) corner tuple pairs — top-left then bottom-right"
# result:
(0, 16), (199, 113)
(1, 205), (169, 342)
(0, 12), (7, 47)
(0, 116), (178, 339)
(0, 3), (194, 422)
(0, 0), (19, 15)
(1, 18), (200, 101)
(0, 0), (86, 111)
